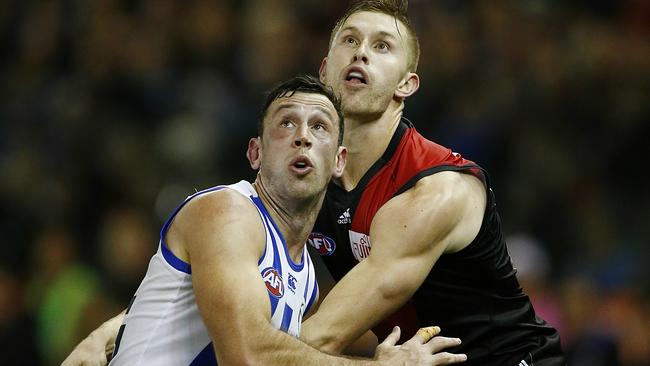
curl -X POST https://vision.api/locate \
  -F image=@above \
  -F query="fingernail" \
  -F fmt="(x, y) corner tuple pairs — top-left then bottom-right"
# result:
(460, 354), (467, 361)
(455, 338), (462, 344)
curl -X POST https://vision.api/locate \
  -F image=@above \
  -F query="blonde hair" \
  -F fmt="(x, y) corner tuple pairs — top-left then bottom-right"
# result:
(329, 0), (420, 72)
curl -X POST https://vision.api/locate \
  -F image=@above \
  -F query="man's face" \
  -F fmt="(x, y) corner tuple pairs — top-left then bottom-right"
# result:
(320, 11), (412, 118)
(252, 92), (345, 201)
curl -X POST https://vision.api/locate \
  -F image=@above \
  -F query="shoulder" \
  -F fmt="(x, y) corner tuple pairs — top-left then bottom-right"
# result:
(180, 188), (257, 222)
(388, 171), (487, 252)
(409, 171), (484, 205)
(171, 188), (266, 258)
(397, 171), (486, 252)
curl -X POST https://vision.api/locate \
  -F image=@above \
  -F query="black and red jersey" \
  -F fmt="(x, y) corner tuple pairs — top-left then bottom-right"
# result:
(308, 119), (565, 365)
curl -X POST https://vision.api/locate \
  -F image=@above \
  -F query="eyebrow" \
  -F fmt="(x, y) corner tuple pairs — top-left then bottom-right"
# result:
(339, 25), (401, 42)
(275, 102), (336, 122)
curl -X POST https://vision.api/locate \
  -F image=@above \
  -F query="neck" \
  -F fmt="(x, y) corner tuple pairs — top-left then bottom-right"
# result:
(253, 178), (324, 262)
(338, 101), (403, 190)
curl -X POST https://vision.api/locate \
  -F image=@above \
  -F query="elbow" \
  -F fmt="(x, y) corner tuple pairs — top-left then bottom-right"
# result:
(301, 323), (346, 354)
(217, 333), (290, 366)
(218, 347), (265, 366)
(313, 336), (346, 355)
(211, 335), (262, 366)
(376, 267), (417, 304)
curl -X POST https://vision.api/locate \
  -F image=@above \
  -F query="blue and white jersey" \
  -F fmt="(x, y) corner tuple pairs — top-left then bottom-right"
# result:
(109, 180), (319, 366)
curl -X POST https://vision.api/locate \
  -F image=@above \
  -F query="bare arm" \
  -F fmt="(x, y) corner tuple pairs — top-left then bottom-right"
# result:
(60, 177), (472, 366)
(61, 310), (125, 366)
(305, 251), (379, 358)
(301, 171), (486, 354)
(180, 189), (463, 366)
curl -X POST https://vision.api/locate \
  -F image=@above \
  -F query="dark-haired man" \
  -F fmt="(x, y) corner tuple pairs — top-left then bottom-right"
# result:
(65, 0), (567, 364)
(63, 75), (466, 366)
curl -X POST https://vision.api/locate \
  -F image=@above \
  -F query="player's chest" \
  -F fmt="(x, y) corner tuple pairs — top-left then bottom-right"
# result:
(309, 189), (388, 266)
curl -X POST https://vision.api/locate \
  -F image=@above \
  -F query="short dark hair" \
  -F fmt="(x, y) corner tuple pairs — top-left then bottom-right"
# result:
(259, 75), (345, 146)
(329, 0), (420, 72)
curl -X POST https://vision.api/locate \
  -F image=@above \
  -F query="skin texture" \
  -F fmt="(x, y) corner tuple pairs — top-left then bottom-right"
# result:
(319, 11), (420, 188)
(61, 8), (481, 366)
(320, 11), (419, 122)
(300, 11), (486, 358)
(62, 91), (467, 366)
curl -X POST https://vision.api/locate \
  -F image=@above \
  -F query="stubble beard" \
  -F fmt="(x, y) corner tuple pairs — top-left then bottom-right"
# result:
(341, 89), (391, 122)
(283, 172), (324, 201)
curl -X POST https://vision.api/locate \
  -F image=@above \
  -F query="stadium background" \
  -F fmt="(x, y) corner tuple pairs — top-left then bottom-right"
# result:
(0, 1), (648, 365)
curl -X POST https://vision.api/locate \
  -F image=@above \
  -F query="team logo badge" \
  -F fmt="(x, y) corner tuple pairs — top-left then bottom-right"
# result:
(287, 273), (297, 293)
(337, 208), (352, 224)
(262, 267), (284, 298)
(308, 232), (336, 256)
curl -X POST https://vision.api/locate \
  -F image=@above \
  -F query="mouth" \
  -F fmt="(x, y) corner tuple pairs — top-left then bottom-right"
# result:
(344, 67), (368, 86)
(289, 156), (314, 175)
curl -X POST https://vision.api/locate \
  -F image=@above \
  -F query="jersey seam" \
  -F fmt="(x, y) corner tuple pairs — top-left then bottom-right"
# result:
(133, 275), (192, 366)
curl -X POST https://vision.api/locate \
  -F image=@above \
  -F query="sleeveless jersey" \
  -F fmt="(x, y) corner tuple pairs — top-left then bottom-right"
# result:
(109, 180), (319, 366)
(309, 120), (565, 366)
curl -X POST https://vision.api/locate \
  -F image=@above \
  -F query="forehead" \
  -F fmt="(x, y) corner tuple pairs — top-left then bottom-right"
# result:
(266, 92), (337, 122)
(337, 11), (406, 39)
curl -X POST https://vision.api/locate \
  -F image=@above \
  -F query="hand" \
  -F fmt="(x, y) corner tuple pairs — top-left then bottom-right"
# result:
(60, 336), (112, 366)
(374, 326), (467, 365)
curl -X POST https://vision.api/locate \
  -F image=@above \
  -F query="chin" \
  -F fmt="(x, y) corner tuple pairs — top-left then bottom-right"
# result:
(343, 96), (381, 114)
(342, 99), (368, 114)
(344, 107), (383, 122)
(287, 180), (325, 200)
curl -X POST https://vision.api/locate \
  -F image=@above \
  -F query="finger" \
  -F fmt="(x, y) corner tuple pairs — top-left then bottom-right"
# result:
(379, 326), (401, 347)
(426, 335), (462, 353)
(415, 326), (441, 343)
(431, 352), (468, 365)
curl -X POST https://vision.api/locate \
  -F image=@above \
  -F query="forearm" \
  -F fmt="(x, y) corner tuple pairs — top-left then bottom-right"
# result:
(98, 310), (125, 349)
(249, 322), (461, 366)
(220, 325), (380, 366)
(301, 261), (407, 353)
(61, 310), (126, 366)
(303, 185), (452, 354)
(301, 291), (388, 354)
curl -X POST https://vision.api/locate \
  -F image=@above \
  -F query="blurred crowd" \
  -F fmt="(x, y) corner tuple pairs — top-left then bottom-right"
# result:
(0, 0), (648, 365)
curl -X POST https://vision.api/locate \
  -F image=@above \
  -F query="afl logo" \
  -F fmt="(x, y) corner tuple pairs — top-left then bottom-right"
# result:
(308, 232), (336, 256)
(262, 267), (284, 298)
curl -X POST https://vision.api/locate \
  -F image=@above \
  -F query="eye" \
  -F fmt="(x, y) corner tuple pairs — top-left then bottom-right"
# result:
(280, 120), (293, 128)
(344, 36), (357, 46)
(375, 41), (390, 52)
(312, 122), (326, 131)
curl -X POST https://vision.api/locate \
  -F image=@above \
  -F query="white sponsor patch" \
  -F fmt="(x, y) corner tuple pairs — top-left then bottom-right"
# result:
(349, 230), (372, 262)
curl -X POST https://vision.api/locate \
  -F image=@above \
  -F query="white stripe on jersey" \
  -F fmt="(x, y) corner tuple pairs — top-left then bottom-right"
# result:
(109, 180), (318, 366)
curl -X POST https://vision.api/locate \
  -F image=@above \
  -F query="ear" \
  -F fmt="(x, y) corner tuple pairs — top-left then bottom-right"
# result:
(394, 72), (420, 99)
(246, 137), (262, 170)
(332, 146), (347, 178)
(319, 58), (328, 83)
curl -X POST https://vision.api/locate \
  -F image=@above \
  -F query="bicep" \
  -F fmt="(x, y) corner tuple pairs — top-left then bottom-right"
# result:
(301, 174), (481, 352)
(366, 187), (456, 300)
(369, 172), (485, 295)
(178, 193), (272, 363)
(192, 246), (273, 361)
(300, 189), (454, 351)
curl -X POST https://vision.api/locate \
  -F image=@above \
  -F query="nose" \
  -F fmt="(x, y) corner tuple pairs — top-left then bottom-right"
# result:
(293, 137), (312, 148)
(293, 126), (312, 149)
(353, 42), (369, 64)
